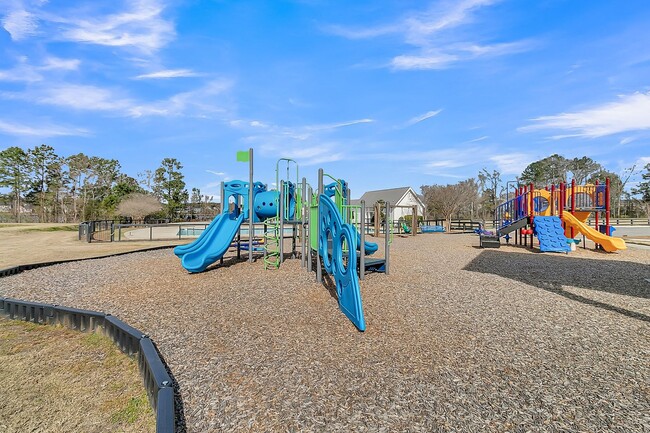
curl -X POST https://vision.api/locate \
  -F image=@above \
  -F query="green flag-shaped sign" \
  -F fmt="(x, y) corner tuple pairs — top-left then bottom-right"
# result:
(236, 150), (249, 162)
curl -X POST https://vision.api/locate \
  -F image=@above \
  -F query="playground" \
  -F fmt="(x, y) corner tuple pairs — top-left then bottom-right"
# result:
(1, 152), (649, 432)
(1, 230), (649, 431)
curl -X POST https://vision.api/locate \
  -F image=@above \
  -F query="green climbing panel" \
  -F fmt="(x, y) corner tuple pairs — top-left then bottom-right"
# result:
(264, 217), (281, 269)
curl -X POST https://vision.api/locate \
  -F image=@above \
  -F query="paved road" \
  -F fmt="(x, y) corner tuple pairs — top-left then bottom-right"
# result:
(612, 225), (650, 238)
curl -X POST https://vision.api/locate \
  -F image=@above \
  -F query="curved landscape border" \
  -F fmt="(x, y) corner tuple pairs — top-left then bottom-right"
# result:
(0, 248), (184, 433)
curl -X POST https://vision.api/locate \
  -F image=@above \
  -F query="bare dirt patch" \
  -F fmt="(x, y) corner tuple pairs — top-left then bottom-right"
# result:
(0, 318), (155, 433)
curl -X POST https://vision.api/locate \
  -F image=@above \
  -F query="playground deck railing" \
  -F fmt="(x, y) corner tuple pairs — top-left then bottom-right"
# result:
(422, 219), (481, 232)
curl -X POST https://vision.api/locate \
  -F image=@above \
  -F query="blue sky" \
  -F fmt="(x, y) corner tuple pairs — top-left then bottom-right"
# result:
(1, 0), (649, 199)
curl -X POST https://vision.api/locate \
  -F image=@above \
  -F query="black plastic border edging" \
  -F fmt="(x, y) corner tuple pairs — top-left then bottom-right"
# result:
(0, 245), (177, 278)
(0, 297), (176, 433)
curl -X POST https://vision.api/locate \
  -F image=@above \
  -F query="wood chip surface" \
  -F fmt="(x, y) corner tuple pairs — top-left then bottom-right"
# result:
(1, 234), (649, 432)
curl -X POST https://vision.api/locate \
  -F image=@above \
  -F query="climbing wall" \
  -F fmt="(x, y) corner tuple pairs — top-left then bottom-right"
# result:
(318, 194), (366, 331)
(533, 216), (570, 253)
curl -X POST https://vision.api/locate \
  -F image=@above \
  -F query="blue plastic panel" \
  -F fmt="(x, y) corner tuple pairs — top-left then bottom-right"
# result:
(319, 195), (366, 331)
(534, 216), (570, 253)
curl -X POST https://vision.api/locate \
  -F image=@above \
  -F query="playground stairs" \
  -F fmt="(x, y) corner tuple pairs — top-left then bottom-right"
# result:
(533, 216), (570, 253)
(480, 234), (501, 248)
(360, 257), (386, 273)
(336, 242), (387, 273)
(496, 217), (529, 237)
(263, 217), (281, 269)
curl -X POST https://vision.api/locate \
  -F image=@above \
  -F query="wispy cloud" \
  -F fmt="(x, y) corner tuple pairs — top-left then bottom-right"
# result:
(488, 152), (532, 174)
(2, 0), (175, 53)
(465, 135), (488, 143)
(1, 79), (233, 118)
(391, 41), (531, 70)
(364, 145), (488, 172)
(1, 8), (38, 40)
(259, 142), (345, 166)
(14, 84), (135, 111)
(206, 170), (226, 176)
(0, 56), (80, 82)
(129, 79), (232, 117)
(0, 119), (90, 137)
(231, 117), (374, 137)
(308, 118), (374, 131)
(40, 57), (81, 71)
(0, 60), (42, 83)
(327, 0), (532, 70)
(234, 117), (373, 165)
(325, 0), (497, 41)
(325, 23), (399, 40)
(520, 91), (650, 138)
(406, 109), (443, 126)
(134, 69), (202, 79)
(55, 0), (174, 53)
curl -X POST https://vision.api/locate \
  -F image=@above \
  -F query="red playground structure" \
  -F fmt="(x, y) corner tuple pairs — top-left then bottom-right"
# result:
(489, 178), (626, 253)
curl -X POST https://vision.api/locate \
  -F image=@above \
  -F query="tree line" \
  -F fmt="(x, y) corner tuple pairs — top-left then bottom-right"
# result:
(0, 145), (217, 223)
(421, 154), (650, 228)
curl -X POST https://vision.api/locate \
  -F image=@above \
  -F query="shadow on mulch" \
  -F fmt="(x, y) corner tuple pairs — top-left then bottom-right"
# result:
(199, 256), (248, 273)
(463, 250), (650, 323)
(321, 273), (338, 300)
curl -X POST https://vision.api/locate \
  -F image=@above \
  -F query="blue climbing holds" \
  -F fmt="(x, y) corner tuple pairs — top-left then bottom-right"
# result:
(534, 216), (570, 253)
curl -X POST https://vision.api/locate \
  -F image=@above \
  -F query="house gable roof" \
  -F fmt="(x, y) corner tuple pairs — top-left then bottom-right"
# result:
(357, 187), (424, 208)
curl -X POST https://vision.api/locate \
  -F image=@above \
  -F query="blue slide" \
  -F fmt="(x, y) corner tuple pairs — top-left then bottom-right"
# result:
(176, 213), (245, 273)
(356, 230), (378, 255)
(174, 213), (225, 257)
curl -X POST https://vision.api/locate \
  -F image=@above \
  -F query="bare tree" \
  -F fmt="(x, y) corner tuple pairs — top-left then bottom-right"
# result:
(421, 179), (478, 230)
(477, 169), (502, 218)
(116, 193), (162, 220)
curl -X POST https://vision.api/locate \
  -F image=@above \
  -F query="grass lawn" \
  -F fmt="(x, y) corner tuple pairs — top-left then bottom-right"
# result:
(0, 318), (155, 433)
(0, 223), (186, 269)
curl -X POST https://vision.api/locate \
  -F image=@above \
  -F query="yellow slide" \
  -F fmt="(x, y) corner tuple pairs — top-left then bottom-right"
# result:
(562, 212), (627, 252)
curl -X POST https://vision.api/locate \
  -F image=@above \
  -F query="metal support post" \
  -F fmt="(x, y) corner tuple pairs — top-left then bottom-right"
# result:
(279, 180), (285, 265)
(529, 183), (535, 249)
(248, 149), (254, 262)
(346, 187), (351, 223)
(307, 185), (313, 273)
(316, 169), (323, 283)
(220, 181), (225, 215)
(570, 179), (576, 240)
(605, 177), (611, 239)
(412, 205), (417, 236)
(374, 202), (380, 237)
(301, 177), (307, 266)
(360, 200), (366, 280)
(594, 180), (599, 232)
(384, 201), (390, 275)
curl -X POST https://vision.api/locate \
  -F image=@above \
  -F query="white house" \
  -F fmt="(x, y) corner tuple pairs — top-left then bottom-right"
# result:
(352, 186), (426, 223)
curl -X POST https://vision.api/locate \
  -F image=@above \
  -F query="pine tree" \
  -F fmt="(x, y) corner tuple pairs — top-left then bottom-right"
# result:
(153, 158), (188, 219)
(0, 147), (30, 222)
